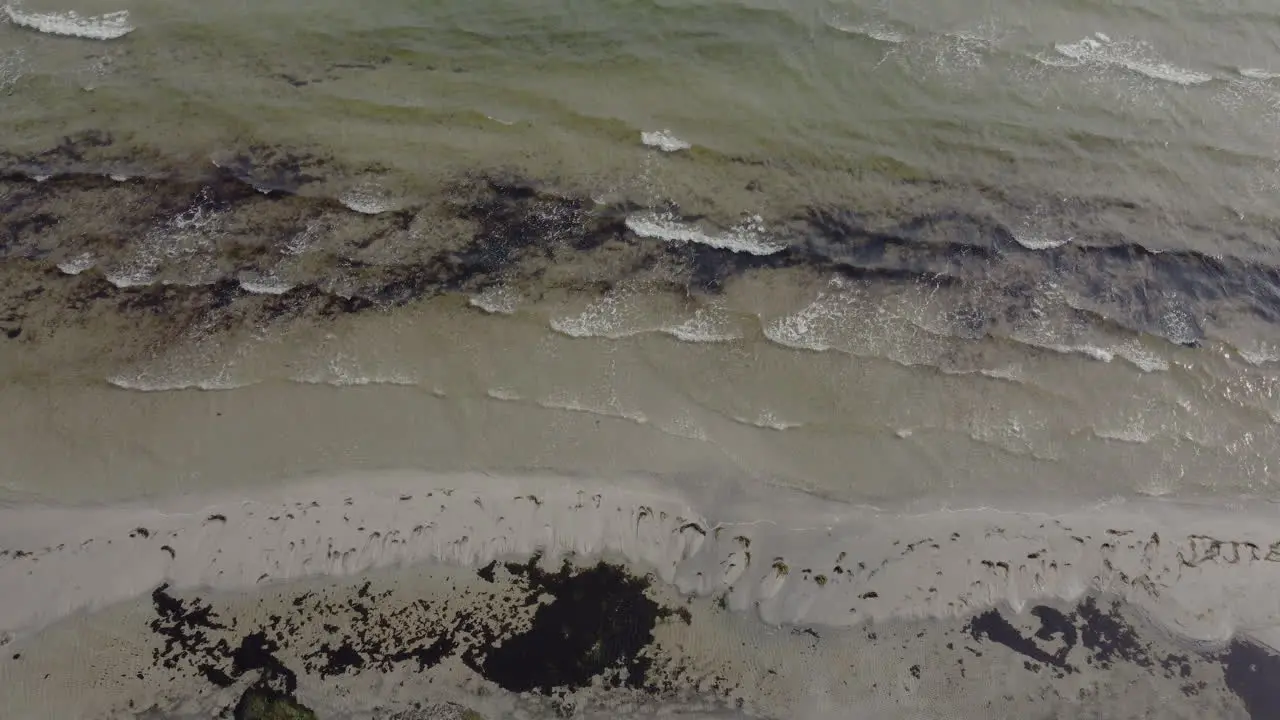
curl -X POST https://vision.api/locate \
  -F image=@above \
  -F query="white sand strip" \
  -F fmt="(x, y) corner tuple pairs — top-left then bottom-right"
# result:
(2, 470), (1280, 647)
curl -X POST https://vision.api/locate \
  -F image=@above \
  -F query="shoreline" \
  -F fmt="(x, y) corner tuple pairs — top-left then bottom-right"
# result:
(4, 468), (1279, 648)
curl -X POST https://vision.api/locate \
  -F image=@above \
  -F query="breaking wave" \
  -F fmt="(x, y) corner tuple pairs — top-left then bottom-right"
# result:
(2, 4), (133, 40)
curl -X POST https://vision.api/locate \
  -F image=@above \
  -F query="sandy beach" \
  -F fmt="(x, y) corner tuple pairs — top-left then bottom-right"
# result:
(2, 468), (1280, 718)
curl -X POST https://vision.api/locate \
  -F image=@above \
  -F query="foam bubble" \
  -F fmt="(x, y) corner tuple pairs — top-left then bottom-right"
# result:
(625, 212), (786, 256)
(2, 4), (134, 40)
(1053, 34), (1212, 86)
(641, 130), (691, 152)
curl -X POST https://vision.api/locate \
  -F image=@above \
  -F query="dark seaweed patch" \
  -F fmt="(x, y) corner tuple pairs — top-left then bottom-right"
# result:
(966, 609), (1075, 674)
(1074, 597), (1151, 670)
(462, 557), (669, 694)
(963, 595), (1280, 712)
(144, 558), (691, 712)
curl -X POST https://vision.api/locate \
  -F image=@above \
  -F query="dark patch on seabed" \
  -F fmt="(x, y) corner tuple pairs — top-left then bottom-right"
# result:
(2, 132), (1280, 352)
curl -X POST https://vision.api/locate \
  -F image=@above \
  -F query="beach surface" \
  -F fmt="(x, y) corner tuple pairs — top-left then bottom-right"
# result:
(3, 469), (1280, 718)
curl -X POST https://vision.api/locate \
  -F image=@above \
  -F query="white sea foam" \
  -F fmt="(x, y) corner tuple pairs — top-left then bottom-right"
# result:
(104, 187), (223, 289)
(56, 252), (95, 275)
(469, 285), (521, 315)
(281, 220), (325, 255)
(538, 396), (649, 427)
(339, 184), (397, 215)
(0, 48), (22, 87)
(1236, 345), (1280, 366)
(1238, 68), (1280, 81)
(1116, 341), (1169, 373)
(733, 411), (803, 431)
(1018, 337), (1167, 372)
(626, 212), (786, 256)
(2, 4), (133, 40)
(487, 388), (521, 401)
(105, 371), (249, 393)
(3, 470), (1280, 649)
(979, 365), (1023, 382)
(1012, 232), (1072, 250)
(762, 279), (930, 366)
(552, 290), (741, 344)
(294, 357), (416, 388)
(641, 130), (691, 152)
(1053, 34), (1212, 86)
(550, 292), (652, 339)
(238, 273), (294, 295)
(1093, 425), (1154, 444)
(104, 263), (159, 288)
(660, 307), (742, 343)
(828, 20), (906, 44)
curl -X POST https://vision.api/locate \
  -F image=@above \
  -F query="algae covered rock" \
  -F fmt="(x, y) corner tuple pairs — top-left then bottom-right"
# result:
(234, 686), (317, 720)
